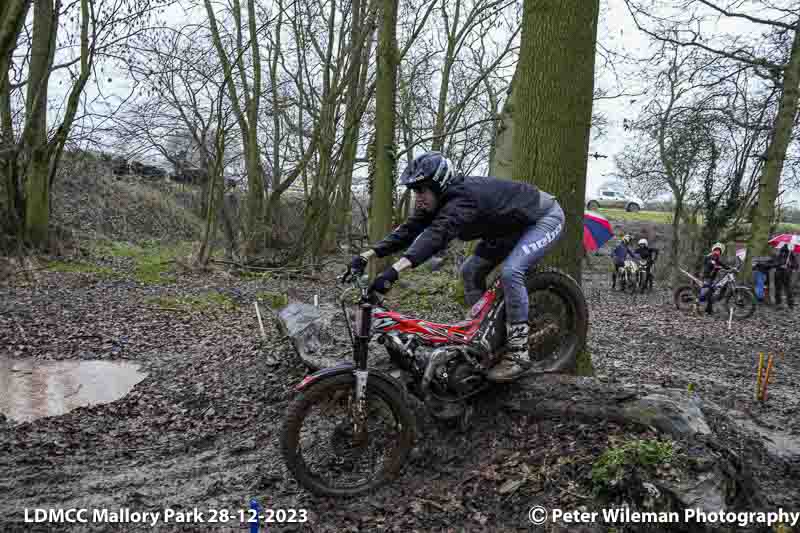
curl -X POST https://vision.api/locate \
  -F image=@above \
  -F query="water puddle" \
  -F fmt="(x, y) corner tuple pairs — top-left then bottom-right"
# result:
(0, 357), (147, 423)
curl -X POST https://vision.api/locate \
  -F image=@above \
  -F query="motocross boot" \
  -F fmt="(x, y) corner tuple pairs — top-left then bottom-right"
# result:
(487, 322), (537, 382)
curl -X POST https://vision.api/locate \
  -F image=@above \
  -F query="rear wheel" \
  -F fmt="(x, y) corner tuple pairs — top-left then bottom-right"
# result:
(626, 203), (640, 212)
(524, 268), (589, 373)
(674, 285), (697, 312)
(724, 287), (756, 320)
(587, 200), (600, 210)
(281, 373), (416, 497)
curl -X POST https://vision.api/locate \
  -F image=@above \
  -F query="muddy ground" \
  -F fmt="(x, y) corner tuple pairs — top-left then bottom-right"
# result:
(1, 248), (798, 533)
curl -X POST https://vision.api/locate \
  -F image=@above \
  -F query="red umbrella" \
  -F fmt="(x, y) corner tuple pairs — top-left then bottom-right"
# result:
(584, 211), (614, 252)
(768, 233), (800, 254)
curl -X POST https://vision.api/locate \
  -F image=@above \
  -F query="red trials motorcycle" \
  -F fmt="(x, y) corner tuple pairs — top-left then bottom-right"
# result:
(281, 265), (588, 497)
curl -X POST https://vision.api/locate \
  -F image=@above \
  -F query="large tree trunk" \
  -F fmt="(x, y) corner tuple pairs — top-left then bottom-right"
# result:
(513, 0), (598, 283)
(23, 0), (57, 248)
(745, 24), (800, 278)
(512, 0), (598, 376)
(368, 0), (399, 276)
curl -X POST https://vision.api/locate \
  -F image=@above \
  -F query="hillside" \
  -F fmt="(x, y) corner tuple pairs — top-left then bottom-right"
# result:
(50, 158), (206, 246)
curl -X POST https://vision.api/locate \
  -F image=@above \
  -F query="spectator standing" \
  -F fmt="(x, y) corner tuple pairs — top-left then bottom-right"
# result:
(773, 243), (798, 309)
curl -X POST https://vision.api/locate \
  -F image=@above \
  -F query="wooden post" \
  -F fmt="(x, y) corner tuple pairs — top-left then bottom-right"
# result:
(254, 302), (267, 340)
(762, 354), (774, 402)
(755, 352), (765, 401)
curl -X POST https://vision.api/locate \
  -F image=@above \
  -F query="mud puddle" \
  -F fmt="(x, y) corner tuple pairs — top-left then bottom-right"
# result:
(0, 357), (146, 422)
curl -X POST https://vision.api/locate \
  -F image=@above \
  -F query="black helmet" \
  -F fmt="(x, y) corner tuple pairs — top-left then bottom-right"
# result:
(399, 151), (454, 195)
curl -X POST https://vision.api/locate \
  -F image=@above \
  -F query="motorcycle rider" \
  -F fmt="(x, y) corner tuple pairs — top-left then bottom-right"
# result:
(611, 234), (636, 290)
(698, 242), (729, 315)
(636, 238), (658, 291)
(773, 243), (797, 309)
(348, 151), (565, 382)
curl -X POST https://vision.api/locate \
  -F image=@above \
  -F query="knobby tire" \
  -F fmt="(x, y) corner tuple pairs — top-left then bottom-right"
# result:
(281, 373), (416, 497)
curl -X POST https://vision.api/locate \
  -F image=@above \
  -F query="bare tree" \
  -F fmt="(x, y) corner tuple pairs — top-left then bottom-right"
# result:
(616, 42), (750, 283)
(698, 70), (776, 251)
(203, 0), (266, 255)
(1, 0), (165, 248)
(624, 0), (800, 275)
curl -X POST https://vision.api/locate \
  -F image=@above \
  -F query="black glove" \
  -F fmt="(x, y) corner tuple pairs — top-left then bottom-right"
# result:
(349, 255), (368, 277)
(370, 267), (399, 294)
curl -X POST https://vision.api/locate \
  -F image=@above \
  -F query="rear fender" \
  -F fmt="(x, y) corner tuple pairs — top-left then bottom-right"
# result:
(294, 363), (405, 394)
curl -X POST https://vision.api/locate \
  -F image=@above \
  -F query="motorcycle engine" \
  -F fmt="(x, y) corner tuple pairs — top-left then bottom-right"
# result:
(440, 356), (483, 396)
(418, 345), (484, 399)
(381, 334), (483, 398)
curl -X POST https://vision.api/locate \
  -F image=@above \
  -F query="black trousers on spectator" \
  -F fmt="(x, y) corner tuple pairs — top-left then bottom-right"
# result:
(774, 269), (794, 307)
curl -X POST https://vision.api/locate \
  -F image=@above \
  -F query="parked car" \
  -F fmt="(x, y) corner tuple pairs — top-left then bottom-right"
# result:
(586, 189), (644, 212)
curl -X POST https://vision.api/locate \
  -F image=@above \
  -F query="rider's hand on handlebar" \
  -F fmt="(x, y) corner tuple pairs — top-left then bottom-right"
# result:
(369, 267), (399, 295)
(350, 255), (368, 276)
(342, 255), (369, 283)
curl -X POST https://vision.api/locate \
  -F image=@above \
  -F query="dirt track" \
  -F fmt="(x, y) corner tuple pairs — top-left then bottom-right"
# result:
(1, 255), (798, 532)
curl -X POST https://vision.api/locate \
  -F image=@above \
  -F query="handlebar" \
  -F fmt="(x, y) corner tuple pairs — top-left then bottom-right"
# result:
(339, 267), (383, 305)
(339, 267), (383, 345)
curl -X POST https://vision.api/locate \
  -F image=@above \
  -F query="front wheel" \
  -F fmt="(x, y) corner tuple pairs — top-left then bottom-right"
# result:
(525, 268), (589, 373)
(674, 285), (697, 312)
(627, 270), (639, 294)
(637, 270), (648, 293)
(724, 287), (756, 320)
(281, 373), (416, 497)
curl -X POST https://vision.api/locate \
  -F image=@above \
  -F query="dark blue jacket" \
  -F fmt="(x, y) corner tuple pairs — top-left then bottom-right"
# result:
(637, 246), (658, 265)
(372, 175), (556, 267)
(612, 243), (636, 266)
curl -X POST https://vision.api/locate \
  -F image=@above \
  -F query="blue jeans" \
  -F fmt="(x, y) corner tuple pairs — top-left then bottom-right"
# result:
(753, 271), (766, 301)
(698, 282), (713, 302)
(698, 280), (716, 312)
(460, 202), (565, 324)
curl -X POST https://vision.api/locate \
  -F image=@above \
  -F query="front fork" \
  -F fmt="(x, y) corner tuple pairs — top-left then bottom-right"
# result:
(352, 302), (372, 440)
